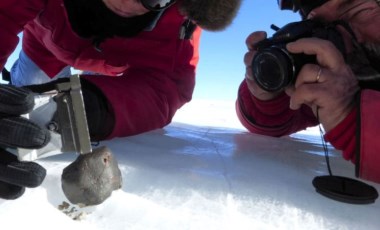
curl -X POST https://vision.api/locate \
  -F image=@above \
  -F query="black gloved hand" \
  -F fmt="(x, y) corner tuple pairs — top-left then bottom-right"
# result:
(0, 85), (49, 199)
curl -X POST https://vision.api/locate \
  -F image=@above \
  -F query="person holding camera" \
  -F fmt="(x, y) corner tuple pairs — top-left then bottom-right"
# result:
(237, 0), (380, 183)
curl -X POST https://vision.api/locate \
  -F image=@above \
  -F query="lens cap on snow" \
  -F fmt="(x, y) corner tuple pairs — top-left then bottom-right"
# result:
(313, 175), (378, 204)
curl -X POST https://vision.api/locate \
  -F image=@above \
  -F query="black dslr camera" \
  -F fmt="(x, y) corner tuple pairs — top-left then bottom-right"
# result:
(251, 19), (346, 92)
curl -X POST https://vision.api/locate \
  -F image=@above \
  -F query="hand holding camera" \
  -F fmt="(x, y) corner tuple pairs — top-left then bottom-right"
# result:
(251, 20), (346, 92)
(285, 37), (359, 132)
(247, 19), (360, 131)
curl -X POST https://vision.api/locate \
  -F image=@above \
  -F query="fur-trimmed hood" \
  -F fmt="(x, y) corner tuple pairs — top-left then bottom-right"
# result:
(178, 0), (242, 31)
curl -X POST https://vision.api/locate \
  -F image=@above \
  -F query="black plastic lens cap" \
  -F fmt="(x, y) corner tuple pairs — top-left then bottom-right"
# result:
(312, 175), (379, 204)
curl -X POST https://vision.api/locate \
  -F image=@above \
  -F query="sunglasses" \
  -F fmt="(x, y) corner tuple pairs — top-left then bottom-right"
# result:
(278, 0), (301, 12)
(278, 0), (328, 16)
(141, 0), (176, 11)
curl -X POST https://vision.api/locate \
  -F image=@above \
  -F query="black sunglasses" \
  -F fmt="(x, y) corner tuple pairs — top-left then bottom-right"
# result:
(141, 0), (176, 11)
(278, 0), (328, 17)
(278, 0), (301, 12)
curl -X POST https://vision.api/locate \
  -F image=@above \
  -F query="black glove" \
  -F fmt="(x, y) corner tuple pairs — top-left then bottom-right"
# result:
(26, 77), (115, 141)
(0, 85), (49, 199)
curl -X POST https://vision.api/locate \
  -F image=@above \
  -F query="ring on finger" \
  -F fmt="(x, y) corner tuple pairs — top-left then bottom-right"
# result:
(315, 67), (322, 83)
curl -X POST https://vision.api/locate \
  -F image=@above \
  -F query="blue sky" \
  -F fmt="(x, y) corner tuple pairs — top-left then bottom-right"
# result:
(193, 0), (301, 100)
(4, 0), (301, 100)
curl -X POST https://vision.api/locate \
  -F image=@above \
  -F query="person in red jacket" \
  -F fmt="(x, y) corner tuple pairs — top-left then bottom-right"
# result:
(237, 0), (380, 183)
(1, 0), (241, 139)
(0, 0), (242, 199)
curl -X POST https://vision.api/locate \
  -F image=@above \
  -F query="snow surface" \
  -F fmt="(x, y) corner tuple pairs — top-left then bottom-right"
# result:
(1, 99), (380, 230)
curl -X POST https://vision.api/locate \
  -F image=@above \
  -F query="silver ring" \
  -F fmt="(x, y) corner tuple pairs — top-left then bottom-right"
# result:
(316, 67), (322, 83)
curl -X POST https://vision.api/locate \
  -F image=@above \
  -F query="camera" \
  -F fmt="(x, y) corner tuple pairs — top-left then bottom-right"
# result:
(251, 19), (346, 92)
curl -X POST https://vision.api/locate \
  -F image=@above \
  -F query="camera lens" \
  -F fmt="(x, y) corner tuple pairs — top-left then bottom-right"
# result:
(251, 47), (294, 92)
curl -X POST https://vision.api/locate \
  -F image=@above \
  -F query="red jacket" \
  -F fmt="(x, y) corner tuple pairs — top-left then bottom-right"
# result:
(237, 81), (380, 184)
(0, 0), (201, 139)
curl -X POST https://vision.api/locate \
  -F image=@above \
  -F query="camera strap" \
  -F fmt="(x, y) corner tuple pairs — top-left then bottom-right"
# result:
(312, 107), (378, 204)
